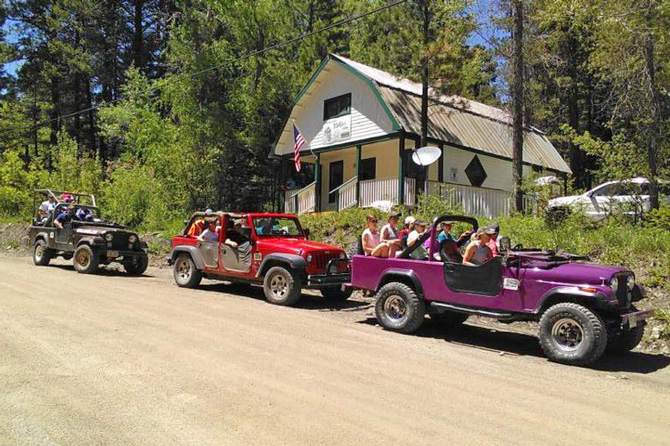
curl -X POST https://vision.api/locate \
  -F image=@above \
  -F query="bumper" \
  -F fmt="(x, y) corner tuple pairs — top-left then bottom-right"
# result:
(306, 272), (351, 288)
(621, 309), (654, 329)
(102, 250), (147, 259)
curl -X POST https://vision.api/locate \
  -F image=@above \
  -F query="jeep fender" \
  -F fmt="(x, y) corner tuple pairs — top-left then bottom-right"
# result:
(534, 286), (609, 314)
(376, 269), (424, 296)
(256, 253), (306, 278)
(171, 245), (206, 270)
(76, 236), (101, 248)
(33, 231), (50, 245)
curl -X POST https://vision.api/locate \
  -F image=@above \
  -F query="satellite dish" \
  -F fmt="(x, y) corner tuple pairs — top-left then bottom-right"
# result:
(411, 146), (442, 166)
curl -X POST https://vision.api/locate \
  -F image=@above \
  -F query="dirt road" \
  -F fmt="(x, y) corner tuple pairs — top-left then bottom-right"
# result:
(1, 255), (670, 446)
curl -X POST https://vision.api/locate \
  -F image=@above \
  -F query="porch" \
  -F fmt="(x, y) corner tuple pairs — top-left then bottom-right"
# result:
(284, 176), (535, 218)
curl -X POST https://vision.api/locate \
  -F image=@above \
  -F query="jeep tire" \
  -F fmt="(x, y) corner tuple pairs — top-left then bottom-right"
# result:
(375, 282), (426, 334)
(539, 303), (608, 365)
(73, 245), (99, 274)
(607, 323), (645, 355)
(430, 311), (468, 331)
(263, 266), (301, 306)
(124, 255), (149, 276)
(173, 254), (202, 288)
(32, 239), (53, 266)
(320, 286), (352, 301)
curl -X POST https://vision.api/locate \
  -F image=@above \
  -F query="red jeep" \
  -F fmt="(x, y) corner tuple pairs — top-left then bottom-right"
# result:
(168, 212), (350, 306)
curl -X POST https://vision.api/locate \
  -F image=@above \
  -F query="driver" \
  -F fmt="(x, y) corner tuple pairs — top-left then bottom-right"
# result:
(483, 222), (500, 256)
(54, 205), (75, 229)
(225, 221), (249, 249)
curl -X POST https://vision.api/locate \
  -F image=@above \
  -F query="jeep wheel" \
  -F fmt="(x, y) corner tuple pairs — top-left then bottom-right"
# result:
(32, 239), (53, 266)
(430, 311), (468, 331)
(375, 282), (425, 334)
(124, 255), (149, 276)
(173, 254), (202, 288)
(263, 266), (301, 306)
(539, 303), (607, 365)
(320, 286), (352, 301)
(607, 323), (645, 355)
(73, 245), (99, 274)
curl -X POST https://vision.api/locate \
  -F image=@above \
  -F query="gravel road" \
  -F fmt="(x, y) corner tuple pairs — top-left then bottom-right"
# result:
(1, 255), (670, 446)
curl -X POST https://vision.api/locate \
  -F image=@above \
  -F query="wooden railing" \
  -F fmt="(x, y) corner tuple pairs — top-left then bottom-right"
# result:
(360, 177), (399, 207)
(404, 177), (416, 206)
(284, 182), (316, 214)
(329, 176), (358, 211)
(425, 180), (512, 218)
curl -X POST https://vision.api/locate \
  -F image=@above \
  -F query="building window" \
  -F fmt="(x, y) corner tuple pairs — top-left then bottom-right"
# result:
(328, 160), (344, 203)
(465, 155), (487, 187)
(324, 93), (351, 121)
(359, 157), (376, 181)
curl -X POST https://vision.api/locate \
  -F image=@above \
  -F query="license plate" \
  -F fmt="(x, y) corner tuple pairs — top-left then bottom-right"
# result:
(107, 250), (119, 258)
(628, 314), (637, 328)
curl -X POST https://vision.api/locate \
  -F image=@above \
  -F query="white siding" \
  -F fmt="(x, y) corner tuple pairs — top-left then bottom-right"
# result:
(275, 61), (394, 156)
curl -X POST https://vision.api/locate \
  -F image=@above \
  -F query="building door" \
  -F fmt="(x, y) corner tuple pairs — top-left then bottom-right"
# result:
(359, 157), (376, 181)
(328, 160), (344, 203)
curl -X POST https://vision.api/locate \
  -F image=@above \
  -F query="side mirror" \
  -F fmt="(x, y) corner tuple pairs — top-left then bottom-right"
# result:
(304, 228), (310, 239)
(498, 236), (511, 252)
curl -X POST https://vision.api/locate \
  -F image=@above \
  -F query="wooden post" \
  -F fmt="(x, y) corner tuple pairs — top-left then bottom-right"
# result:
(355, 145), (362, 205)
(398, 136), (405, 205)
(438, 142), (444, 183)
(314, 153), (321, 212)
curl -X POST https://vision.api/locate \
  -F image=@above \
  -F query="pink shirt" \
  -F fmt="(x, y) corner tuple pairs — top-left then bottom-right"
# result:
(362, 228), (381, 255)
(486, 238), (498, 257)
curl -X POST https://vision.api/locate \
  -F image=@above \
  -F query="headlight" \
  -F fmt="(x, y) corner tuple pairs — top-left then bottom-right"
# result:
(339, 252), (346, 259)
(105, 233), (113, 242)
(627, 275), (635, 291)
(306, 254), (313, 262)
(129, 235), (138, 244)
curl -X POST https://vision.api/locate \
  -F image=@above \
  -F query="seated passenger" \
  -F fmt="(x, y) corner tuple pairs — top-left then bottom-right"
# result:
(436, 221), (456, 243)
(407, 219), (428, 260)
(225, 221), (249, 249)
(39, 195), (57, 222)
(361, 214), (393, 257)
(397, 216), (414, 241)
(74, 207), (93, 222)
(187, 208), (213, 237)
(198, 218), (219, 242)
(60, 192), (74, 204)
(483, 222), (500, 256)
(54, 205), (75, 229)
(380, 212), (402, 257)
(462, 229), (493, 266)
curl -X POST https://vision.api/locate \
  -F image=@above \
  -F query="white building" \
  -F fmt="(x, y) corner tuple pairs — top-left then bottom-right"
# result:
(272, 54), (571, 216)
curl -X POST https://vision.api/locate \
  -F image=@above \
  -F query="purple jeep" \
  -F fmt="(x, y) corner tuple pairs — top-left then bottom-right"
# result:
(350, 215), (652, 365)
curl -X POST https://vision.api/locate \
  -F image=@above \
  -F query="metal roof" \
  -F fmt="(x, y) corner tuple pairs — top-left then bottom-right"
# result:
(331, 54), (571, 173)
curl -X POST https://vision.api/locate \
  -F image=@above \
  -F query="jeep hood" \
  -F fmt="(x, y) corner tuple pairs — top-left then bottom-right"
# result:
(257, 237), (343, 253)
(74, 225), (135, 236)
(527, 261), (628, 285)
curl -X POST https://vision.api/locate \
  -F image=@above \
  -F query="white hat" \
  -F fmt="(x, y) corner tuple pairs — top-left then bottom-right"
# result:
(404, 216), (416, 225)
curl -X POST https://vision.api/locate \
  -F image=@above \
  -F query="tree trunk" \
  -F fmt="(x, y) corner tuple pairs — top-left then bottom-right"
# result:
(643, 27), (660, 210)
(133, 0), (144, 70)
(511, 0), (524, 212)
(48, 76), (61, 171)
(567, 30), (583, 189)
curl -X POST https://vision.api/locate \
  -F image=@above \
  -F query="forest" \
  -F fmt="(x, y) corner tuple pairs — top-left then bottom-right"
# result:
(0, 0), (669, 229)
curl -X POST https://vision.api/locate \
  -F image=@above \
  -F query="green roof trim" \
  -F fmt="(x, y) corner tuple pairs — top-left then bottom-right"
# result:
(329, 55), (402, 132)
(270, 54), (402, 157)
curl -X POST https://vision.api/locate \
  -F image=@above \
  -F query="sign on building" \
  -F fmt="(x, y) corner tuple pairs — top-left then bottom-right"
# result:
(323, 115), (351, 144)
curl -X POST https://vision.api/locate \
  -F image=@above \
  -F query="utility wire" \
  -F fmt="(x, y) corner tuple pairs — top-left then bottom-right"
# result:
(6, 0), (406, 137)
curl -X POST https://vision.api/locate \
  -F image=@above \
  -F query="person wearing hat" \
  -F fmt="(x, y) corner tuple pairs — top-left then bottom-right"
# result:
(53, 205), (75, 229)
(463, 228), (493, 266)
(380, 211), (402, 257)
(397, 215), (415, 246)
(483, 222), (500, 256)
(407, 219), (428, 260)
(198, 218), (219, 242)
(436, 221), (456, 244)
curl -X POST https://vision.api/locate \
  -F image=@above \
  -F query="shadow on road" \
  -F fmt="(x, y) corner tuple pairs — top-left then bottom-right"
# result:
(47, 263), (153, 278)
(357, 317), (670, 373)
(196, 282), (370, 311)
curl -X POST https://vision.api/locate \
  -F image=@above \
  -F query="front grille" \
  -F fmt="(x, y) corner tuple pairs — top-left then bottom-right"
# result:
(108, 233), (131, 250)
(313, 252), (339, 271)
(615, 274), (632, 308)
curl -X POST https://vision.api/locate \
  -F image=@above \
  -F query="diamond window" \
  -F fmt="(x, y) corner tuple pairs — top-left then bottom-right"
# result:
(465, 155), (487, 187)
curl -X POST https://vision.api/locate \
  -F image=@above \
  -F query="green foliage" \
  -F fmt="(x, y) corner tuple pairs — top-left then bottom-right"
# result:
(0, 150), (32, 216)
(654, 309), (670, 339)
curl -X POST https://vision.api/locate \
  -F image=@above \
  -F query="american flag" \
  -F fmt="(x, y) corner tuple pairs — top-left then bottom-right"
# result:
(293, 123), (306, 172)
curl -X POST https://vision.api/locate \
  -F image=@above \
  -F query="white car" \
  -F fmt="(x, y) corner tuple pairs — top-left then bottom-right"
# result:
(547, 177), (669, 219)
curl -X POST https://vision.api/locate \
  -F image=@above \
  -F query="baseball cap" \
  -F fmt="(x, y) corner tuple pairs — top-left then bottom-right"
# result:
(387, 211), (401, 219)
(404, 216), (416, 225)
(413, 219), (427, 227)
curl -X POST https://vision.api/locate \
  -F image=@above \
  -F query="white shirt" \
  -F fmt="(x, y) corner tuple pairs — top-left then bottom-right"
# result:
(199, 228), (218, 242)
(39, 200), (56, 214)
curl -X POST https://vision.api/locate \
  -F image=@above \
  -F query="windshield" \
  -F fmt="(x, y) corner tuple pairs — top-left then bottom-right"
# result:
(253, 216), (303, 237)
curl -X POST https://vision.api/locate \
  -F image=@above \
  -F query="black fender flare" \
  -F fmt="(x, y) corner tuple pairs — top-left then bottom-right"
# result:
(170, 245), (206, 270)
(533, 286), (610, 314)
(256, 253), (306, 278)
(376, 268), (424, 296)
(33, 231), (51, 245)
(76, 236), (101, 248)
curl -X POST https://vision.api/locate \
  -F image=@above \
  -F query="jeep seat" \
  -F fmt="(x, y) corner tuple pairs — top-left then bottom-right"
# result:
(439, 239), (462, 263)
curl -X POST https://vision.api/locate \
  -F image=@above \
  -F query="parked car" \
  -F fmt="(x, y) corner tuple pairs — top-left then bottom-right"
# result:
(29, 189), (148, 274)
(349, 214), (652, 365)
(168, 212), (350, 306)
(547, 177), (670, 219)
